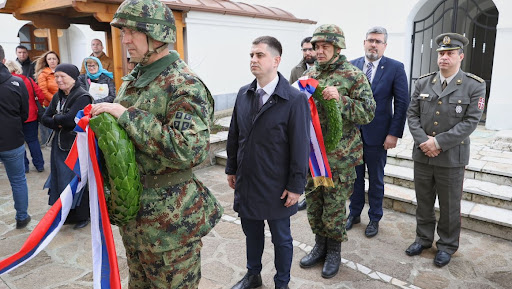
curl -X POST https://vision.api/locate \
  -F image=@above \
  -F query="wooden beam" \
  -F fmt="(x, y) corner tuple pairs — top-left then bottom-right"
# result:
(14, 13), (70, 29)
(17, 0), (75, 15)
(173, 11), (185, 60)
(73, 1), (117, 22)
(47, 28), (60, 56)
(111, 26), (123, 91)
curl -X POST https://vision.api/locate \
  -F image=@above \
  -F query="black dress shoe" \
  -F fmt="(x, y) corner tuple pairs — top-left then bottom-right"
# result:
(298, 199), (307, 211)
(365, 221), (379, 238)
(73, 219), (90, 230)
(434, 250), (451, 267)
(275, 286), (289, 289)
(36, 167), (45, 172)
(231, 272), (262, 289)
(405, 242), (431, 256)
(345, 215), (360, 230)
(16, 215), (31, 229)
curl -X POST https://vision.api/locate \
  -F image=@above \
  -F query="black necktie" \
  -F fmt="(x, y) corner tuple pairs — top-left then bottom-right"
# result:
(442, 80), (447, 91)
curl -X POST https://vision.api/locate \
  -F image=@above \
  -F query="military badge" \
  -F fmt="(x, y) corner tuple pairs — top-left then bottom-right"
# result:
(478, 97), (485, 110)
(455, 105), (462, 114)
(443, 36), (451, 45)
(173, 111), (193, 131)
(420, 93), (429, 99)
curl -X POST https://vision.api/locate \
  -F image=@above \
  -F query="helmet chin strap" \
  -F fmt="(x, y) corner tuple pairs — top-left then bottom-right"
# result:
(131, 36), (168, 65)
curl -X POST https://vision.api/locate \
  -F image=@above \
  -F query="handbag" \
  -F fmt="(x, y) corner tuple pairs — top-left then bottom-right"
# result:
(27, 78), (45, 121)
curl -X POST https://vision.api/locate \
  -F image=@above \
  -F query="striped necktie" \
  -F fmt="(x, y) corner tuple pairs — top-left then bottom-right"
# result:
(366, 62), (373, 83)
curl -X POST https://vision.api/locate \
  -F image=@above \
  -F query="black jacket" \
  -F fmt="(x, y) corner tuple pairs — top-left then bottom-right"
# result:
(226, 72), (310, 220)
(0, 63), (29, 152)
(16, 57), (36, 80)
(77, 74), (116, 103)
(41, 83), (92, 151)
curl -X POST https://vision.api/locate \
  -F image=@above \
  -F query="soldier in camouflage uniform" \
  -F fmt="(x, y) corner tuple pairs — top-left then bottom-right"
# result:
(298, 24), (376, 279)
(90, 0), (223, 288)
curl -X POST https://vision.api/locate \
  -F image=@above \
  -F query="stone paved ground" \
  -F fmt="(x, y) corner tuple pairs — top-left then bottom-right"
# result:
(1, 128), (512, 288)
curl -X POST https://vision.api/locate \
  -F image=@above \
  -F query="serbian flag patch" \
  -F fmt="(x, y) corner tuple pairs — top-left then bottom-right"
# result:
(478, 97), (485, 110)
(292, 77), (334, 188)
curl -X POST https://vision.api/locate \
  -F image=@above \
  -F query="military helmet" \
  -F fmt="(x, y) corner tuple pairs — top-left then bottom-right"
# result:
(111, 0), (176, 44)
(311, 24), (346, 49)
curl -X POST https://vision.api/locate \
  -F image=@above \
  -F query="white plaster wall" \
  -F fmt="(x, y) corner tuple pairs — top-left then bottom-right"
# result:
(0, 14), (29, 61)
(185, 11), (314, 97)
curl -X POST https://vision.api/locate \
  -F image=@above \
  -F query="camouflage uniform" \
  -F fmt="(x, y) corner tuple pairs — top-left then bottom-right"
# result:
(304, 25), (376, 243)
(110, 1), (222, 288)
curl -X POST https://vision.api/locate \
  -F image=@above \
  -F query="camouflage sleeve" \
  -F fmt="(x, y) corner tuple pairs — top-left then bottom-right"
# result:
(117, 80), (211, 170)
(339, 73), (376, 125)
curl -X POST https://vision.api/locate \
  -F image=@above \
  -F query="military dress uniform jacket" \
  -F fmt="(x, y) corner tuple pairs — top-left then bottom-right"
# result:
(226, 72), (310, 220)
(304, 55), (376, 181)
(115, 51), (222, 252)
(407, 70), (486, 167)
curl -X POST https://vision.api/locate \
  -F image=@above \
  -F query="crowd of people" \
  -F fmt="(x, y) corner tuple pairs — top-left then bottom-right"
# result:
(0, 0), (487, 288)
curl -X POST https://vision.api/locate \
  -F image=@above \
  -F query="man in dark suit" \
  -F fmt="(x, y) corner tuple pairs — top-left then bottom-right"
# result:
(405, 33), (485, 267)
(347, 27), (409, 237)
(226, 36), (310, 289)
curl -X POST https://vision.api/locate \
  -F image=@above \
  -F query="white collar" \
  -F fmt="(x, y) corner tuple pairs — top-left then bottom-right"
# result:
(257, 74), (279, 96)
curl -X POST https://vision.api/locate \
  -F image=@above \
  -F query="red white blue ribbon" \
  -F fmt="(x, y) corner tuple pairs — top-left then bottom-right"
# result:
(0, 105), (121, 289)
(292, 77), (334, 188)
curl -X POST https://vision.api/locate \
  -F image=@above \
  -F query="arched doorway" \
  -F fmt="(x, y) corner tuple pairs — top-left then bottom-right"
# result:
(17, 23), (49, 60)
(410, 0), (498, 122)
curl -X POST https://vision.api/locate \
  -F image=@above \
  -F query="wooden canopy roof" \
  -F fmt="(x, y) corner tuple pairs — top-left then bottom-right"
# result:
(0, 0), (315, 30)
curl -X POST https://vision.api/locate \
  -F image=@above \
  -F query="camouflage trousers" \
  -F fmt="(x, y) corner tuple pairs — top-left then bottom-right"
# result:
(123, 239), (202, 289)
(305, 175), (354, 242)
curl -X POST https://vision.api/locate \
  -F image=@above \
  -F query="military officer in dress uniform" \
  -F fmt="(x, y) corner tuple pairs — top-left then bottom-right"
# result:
(405, 32), (486, 267)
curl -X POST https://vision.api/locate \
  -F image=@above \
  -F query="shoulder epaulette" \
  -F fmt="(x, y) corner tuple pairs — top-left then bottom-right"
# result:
(418, 71), (436, 79)
(466, 72), (485, 83)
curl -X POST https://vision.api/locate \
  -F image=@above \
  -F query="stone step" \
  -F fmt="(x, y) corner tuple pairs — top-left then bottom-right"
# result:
(386, 148), (512, 186)
(384, 164), (512, 210)
(383, 183), (512, 241)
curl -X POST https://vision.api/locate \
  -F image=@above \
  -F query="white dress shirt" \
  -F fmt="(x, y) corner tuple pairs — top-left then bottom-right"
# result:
(363, 57), (382, 84)
(257, 75), (279, 105)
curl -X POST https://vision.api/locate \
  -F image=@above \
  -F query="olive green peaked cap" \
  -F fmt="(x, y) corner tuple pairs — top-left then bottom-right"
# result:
(435, 33), (469, 52)
(311, 24), (346, 49)
(111, 0), (176, 44)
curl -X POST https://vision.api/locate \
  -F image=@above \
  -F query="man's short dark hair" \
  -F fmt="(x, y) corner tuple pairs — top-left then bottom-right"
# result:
(253, 36), (282, 57)
(0, 45), (4, 60)
(301, 37), (312, 47)
(16, 45), (29, 51)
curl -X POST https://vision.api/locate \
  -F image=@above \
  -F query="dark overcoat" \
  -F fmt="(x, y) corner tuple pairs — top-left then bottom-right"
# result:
(225, 72), (310, 220)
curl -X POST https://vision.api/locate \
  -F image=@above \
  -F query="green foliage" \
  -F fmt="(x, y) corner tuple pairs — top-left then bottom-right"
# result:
(311, 86), (343, 152)
(89, 113), (142, 226)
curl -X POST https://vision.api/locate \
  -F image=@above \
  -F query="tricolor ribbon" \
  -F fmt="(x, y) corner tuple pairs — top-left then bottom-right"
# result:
(0, 105), (121, 289)
(293, 78), (334, 188)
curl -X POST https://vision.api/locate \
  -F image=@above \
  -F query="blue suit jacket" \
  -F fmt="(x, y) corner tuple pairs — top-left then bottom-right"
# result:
(350, 56), (409, 146)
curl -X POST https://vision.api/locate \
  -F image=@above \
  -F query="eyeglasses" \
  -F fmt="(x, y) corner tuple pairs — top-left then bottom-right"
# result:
(366, 39), (385, 45)
(301, 48), (314, 52)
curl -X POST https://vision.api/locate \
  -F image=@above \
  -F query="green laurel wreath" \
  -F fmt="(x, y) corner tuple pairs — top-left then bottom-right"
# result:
(89, 113), (142, 226)
(311, 85), (343, 152)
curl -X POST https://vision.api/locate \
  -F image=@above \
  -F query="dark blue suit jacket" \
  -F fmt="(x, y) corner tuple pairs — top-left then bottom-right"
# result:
(350, 56), (409, 146)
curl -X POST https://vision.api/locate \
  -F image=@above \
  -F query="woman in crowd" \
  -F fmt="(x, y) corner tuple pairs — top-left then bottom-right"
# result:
(77, 56), (115, 103)
(35, 51), (60, 145)
(5, 60), (45, 173)
(41, 64), (92, 229)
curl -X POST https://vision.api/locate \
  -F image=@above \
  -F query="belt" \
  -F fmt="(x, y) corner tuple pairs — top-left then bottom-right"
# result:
(140, 169), (193, 189)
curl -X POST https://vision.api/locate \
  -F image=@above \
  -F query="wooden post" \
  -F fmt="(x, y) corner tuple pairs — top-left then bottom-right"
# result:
(47, 28), (60, 56)
(105, 30), (114, 58)
(111, 26), (124, 91)
(173, 11), (185, 60)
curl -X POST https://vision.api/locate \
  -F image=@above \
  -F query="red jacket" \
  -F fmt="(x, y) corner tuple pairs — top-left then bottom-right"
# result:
(13, 73), (44, 123)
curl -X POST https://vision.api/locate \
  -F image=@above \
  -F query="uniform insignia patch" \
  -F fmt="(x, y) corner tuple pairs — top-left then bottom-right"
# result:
(455, 105), (462, 114)
(478, 97), (485, 110)
(420, 93), (429, 99)
(173, 111), (193, 131)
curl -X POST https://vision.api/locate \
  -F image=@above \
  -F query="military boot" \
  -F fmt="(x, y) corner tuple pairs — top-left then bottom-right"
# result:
(299, 235), (326, 268)
(321, 238), (341, 278)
